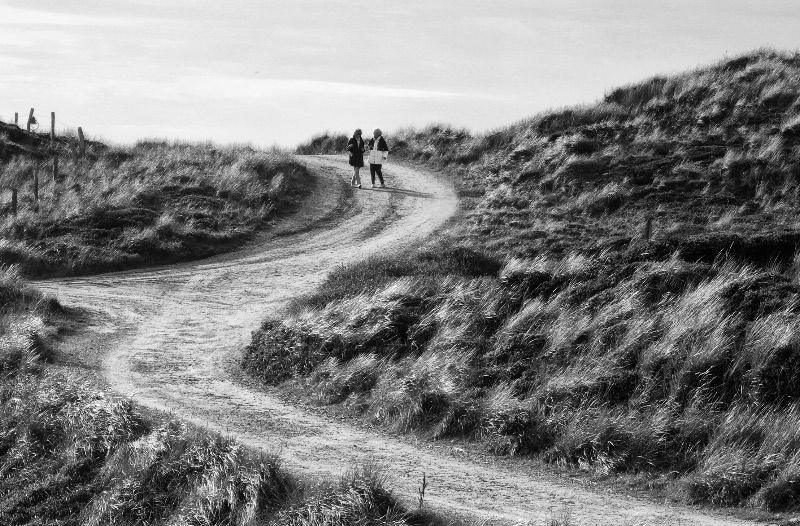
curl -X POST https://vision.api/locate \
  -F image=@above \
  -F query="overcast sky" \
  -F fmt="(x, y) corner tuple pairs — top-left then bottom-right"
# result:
(1, 1), (799, 147)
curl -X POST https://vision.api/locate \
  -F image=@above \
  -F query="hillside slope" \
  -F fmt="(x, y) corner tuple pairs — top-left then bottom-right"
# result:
(0, 121), (310, 276)
(39, 156), (752, 524)
(248, 49), (800, 511)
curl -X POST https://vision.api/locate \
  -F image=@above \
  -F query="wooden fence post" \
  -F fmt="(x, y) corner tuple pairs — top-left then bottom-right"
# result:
(50, 112), (55, 142)
(14, 112), (18, 125)
(77, 127), (85, 157)
(11, 189), (17, 216)
(33, 167), (39, 203)
(643, 217), (653, 241)
(27, 108), (34, 132)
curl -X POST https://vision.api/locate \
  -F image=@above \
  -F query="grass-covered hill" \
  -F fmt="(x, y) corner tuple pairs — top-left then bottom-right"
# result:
(246, 49), (800, 510)
(0, 121), (310, 277)
(0, 267), (443, 526)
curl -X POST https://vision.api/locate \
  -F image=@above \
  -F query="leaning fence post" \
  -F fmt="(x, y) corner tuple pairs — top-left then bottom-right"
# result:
(50, 112), (55, 142)
(11, 189), (17, 216)
(77, 127), (86, 157)
(27, 108), (34, 132)
(643, 217), (653, 241)
(33, 167), (39, 203)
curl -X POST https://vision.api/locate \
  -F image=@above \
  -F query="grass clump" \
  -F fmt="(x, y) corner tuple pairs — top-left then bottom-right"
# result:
(295, 132), (349, 155)
(246, 253), (800, 509)
(268, 48), (800, 511)
(0, 121), (311, 277)
(274, 467), (409, 526)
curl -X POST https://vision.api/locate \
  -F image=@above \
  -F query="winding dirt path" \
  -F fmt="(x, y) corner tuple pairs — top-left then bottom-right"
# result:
(37, 156), (759, 526)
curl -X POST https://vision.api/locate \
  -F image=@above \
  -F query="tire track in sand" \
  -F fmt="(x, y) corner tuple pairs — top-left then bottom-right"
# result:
(37, 155), (758, 526)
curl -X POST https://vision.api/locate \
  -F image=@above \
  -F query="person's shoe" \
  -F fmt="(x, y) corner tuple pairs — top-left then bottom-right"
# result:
(371, 184), (376, 188)
(380, 184), (386, 188)
(357, 184), (362, 189)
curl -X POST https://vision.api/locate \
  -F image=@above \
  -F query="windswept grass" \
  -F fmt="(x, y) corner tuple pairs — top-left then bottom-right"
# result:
(256, 49), (800, 511)
(246, 250), (800, 509)
(0, 122), (311, 276)
(295, 132), (349, 156)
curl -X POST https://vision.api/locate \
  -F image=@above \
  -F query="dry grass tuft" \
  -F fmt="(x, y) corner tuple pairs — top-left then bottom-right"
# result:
(0, 123), (311, 277)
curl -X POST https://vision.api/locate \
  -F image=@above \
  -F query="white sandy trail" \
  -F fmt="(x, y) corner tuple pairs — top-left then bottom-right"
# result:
(37, 155), (759, 526)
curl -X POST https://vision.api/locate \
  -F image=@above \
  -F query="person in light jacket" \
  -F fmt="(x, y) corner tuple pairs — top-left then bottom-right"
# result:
(367, 128), (390, 188)
(346, 128), (365, 188)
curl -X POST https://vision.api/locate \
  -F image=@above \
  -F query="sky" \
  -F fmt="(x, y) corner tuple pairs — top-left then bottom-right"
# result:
(1, 1), (800, 148)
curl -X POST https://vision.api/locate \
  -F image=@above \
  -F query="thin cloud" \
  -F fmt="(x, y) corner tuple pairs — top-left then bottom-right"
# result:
(0, 56), (32, 68)
(89, 76), (469, 102)
(0, 5), (136, 27)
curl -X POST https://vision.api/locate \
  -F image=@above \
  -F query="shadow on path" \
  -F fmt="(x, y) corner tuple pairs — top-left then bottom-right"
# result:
(367, 186), (435, 199)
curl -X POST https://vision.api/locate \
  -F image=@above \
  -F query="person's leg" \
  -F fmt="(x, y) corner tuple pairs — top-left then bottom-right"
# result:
(370, 164), (377, 186)
(354, 167), (361, 187)
(351, 167), (357, 186)
(375, 164), (384, 186)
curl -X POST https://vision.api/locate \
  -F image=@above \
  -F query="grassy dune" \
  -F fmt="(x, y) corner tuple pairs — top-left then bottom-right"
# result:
(0, 268), (444, 526)
(247, 49), (800, 510)
(0, 121), (310, 276)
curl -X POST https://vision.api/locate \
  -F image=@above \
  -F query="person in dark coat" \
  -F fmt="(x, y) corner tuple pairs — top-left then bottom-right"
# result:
(367, 128), (390, 188)
(347, 128), (365, 188)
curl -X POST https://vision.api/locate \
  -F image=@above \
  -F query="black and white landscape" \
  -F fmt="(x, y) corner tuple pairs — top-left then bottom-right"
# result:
(2, 2), (800, 525)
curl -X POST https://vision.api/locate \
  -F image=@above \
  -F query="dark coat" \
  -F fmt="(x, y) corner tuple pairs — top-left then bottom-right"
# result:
(367, 136), (389, 152)
(347, 137), (365, 167)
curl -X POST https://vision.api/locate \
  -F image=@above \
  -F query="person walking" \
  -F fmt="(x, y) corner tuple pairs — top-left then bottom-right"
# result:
(367, 128), (390, 188)
(346, 128), (365, 188)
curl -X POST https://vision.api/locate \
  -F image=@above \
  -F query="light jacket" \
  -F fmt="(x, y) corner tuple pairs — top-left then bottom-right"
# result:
(367, 136), (390, 164)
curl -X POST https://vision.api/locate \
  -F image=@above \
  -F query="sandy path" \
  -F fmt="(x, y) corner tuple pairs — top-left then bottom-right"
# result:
(37, 156), (759, 526)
